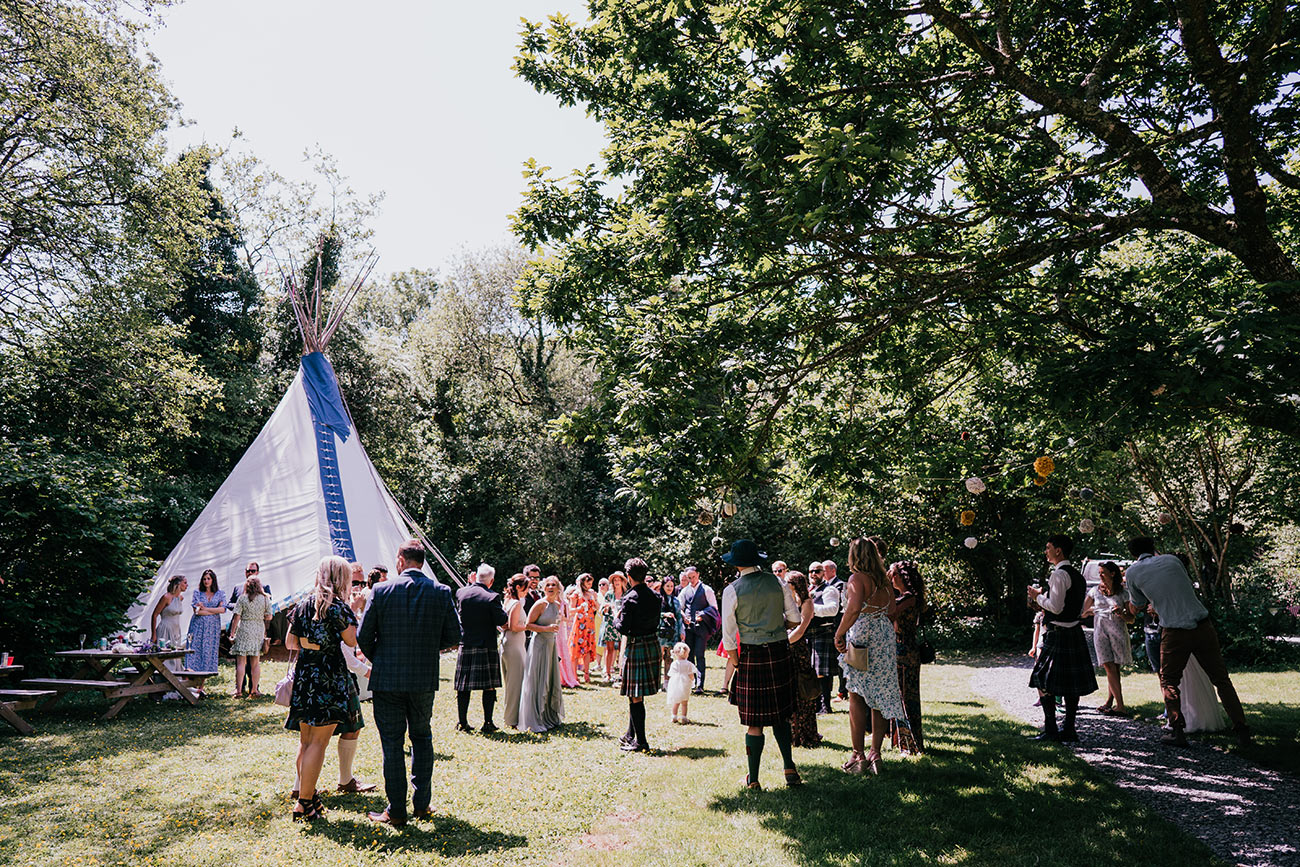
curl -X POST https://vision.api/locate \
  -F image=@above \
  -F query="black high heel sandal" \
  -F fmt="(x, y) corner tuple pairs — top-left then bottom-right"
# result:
(293, 797), (321, 822)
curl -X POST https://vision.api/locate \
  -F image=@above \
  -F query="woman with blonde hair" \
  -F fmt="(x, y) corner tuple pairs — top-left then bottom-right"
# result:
(228, 574), (272, 697)
(835, 537), (907, 775)
(285, 555), (362, 821)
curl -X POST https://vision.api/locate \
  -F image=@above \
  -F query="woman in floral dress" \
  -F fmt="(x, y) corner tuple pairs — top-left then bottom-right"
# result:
(185, 570), (226, 688)
(285, 555), (361, 821)
(836, 537), (907, 774)
(569, 573), (598, 684)
(597, 571), (625, 684)
(888, 560), (925, 754)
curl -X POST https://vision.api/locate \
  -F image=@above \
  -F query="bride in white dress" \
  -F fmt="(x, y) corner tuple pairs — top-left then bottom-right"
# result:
(1178, 653), (1229, 733)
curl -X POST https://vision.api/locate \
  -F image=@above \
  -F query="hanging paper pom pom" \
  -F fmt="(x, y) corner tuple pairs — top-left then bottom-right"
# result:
(1033, 476), (1047, 487)
(1078, 518), (1095, 534)
(901, 475), (920, 493)
(965, 477), (986, 494)
(959, 510), (976, 527)
(721, 502), (737, 518)
(1080, 487), (1095, 500)
(963, 536), (978, 549)
(711, 536), (724, 549)
(1157, 511), (1173, 525)
(697, 508), (714, 526)
(829, 537), (840, 548)
(1033, 456), (1056, 476)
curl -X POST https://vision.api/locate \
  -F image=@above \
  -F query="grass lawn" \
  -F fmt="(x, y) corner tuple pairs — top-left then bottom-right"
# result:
(4, 655), (1289, 867)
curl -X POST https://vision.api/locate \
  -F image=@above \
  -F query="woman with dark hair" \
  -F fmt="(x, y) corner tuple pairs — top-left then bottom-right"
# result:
(835, 537), (906, 774)
(184, 569), (226, 690)
(570, 573), (598, 684)
(888, 560), (925, 754)
(657, 575), (685, 684)
(1082, 561), (1134, 715)
(151, 575), (188, 672)
(229, 574), (272, 697)
(785, 570), (821, 747)
(501, 574), (531, 729)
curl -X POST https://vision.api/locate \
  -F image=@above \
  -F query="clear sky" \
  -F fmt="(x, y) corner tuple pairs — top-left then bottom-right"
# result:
(148, 0), (606, 275)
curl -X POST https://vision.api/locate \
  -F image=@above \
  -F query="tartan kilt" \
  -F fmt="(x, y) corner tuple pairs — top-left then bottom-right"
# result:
(728, 640), (797, 726)
(807, 625), (837, 677)
(454, 645), (503, 691)
(1029, 625), (1098, 697)
(620, 634), (662, 698)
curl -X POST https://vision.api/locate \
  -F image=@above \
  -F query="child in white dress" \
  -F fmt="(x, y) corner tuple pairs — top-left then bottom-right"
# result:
(665, 641), (698, 723)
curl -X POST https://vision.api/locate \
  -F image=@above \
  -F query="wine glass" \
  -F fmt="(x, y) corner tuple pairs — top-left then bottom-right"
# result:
(79, 634), (86, 651)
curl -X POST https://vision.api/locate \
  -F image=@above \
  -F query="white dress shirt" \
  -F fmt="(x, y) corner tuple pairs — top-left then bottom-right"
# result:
(1037, 560), (1080, 627)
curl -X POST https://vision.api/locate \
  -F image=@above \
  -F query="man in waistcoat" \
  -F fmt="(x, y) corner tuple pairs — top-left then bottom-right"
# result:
(678, 566), (717, 694)
(1026, 534), (1097, 742)
(721, 539), (803, 790)
(807, 562), (840, 714)
(453, 563), (508, 733)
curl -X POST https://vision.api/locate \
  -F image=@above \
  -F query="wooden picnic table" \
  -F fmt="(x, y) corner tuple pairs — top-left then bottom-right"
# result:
(20, 649), (215, 720)
(1, 664), (57, 735)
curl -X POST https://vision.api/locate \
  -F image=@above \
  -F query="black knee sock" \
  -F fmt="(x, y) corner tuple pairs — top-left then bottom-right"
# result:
(482, 689), (496, 725)
(1042, 694), (1058, 732)
(630, 701), (647, 745)
(819, 677), (832, 711)
(1063, 695), (1079, 732)
(771, 720), (795, 770)
(456, 690), (471, 726)
(745, 733), (764, 783)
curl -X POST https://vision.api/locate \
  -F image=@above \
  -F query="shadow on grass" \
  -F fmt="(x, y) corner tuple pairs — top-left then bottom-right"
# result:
(671, 746), (727, 760)
(306, 813), (528, 855)
(708, 710), (1225, 866)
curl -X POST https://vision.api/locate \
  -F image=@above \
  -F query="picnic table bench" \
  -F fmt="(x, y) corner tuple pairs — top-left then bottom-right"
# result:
(0, 665), (56, 735)
(20, 650), (215, 720)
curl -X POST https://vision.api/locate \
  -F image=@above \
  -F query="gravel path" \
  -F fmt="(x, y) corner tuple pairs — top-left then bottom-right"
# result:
(969, 654), (1300, 867)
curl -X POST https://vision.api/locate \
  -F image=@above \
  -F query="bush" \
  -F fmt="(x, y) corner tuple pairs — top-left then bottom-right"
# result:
(0, 440), (152, 675)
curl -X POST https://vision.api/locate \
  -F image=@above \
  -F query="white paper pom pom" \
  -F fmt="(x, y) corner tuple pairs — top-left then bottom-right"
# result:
(829, 537), (840, 548)
(1078, 518), (1095, 534)
(965, 477), (986, 494)
(964, 536), (978, 549)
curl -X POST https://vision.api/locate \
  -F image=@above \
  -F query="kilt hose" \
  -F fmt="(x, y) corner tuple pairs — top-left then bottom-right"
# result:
(728, 640), (797, 726)
(1029, 625), (1098, 697)
(807, 625), (837, 677)
(620, 634), (662, 698)
(454, 645), (503, 692)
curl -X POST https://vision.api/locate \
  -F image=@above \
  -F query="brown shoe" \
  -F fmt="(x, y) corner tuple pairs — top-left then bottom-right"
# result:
(337, 777), (377, 793)
(367, 810), (406, 828)
(413, 808), (433, 821)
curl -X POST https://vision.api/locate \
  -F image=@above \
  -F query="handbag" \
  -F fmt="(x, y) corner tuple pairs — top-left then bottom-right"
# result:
(844, 641), (871, 672)
(796, 661), (820, 702)
(273, 661), (295, 707)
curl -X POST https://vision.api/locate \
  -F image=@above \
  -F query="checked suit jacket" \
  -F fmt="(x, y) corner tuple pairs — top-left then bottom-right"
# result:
(358, 568), (461, 693)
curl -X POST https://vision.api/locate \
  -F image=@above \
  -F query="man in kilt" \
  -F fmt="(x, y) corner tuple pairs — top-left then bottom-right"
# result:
(721, 539), (804, 790)
(453, 564), (508, 733)
(807, 561), (840, 714)
(1026, 534), (1097, 742)
(615, 557), (662, 752)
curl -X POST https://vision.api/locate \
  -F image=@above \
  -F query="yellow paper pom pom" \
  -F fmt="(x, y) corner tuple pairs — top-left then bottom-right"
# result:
(960, 510), (976, 526)
(1034, 456), (1055, 476)
(1034, 476), (1047, 487)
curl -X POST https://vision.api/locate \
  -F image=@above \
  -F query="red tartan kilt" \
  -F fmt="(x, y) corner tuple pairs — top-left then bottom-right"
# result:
(728, 640), (797, 726)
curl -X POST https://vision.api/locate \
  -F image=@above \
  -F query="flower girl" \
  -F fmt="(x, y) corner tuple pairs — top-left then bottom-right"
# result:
(666, 641), (698, 723)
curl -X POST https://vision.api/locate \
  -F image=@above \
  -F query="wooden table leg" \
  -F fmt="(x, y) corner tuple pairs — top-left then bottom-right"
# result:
(146, 657), (199, 706)
(101, 664), (167, 720)
(0, 703), (35, 735)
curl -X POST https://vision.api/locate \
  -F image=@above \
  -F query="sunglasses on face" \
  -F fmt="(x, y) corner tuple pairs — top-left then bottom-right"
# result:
(351, 580), (365, 587)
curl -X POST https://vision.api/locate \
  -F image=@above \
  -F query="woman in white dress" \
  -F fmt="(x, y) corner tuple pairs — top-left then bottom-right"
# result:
(1082, 562), (1134, 714)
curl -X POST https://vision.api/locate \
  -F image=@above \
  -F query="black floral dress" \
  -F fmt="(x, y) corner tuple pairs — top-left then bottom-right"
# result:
(285, 598), (363, 734)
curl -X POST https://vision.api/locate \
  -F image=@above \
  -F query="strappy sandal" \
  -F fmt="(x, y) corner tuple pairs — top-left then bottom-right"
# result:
(865, 750), (882, 775)
(842, 751), (865, 771)
(292, 797), (322, 822)
(742, 775), (762, 791)
(783, 768), (803, 787)
(310, 794), (327, 817)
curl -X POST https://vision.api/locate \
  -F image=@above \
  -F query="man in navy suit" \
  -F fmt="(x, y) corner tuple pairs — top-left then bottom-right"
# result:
(358, 540), (461, 827)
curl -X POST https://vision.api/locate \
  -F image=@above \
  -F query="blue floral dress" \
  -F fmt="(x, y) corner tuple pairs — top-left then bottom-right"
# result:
(185, 589), (226, 672)
(285, 599), (362, 734)
(840, 606), (908, 722)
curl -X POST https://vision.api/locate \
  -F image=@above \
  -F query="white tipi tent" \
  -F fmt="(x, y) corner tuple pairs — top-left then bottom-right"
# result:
(127, 252), (460, 635)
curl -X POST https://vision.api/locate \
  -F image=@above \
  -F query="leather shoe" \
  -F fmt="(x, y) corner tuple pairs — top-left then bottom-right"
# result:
(454, 722), (474, 733)
(1161, 731), (1189, 747)
(620, 739), (649, 752)
(480, 722), (499, 734)
(413, 808), (433, 821)
(367, 810), (406, 828)
(337, 777), (376, 793)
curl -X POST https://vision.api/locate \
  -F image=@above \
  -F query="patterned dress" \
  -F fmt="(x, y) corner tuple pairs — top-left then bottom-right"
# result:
(890, 591), (924, 754)
(285, 599), (363, 734)
(788, 635), (822, 747)
(570, 594), (597, 663)
(156, 595), (185, 672)
(231, 594), (271, 656)
(597, 590), (621, 647)
(1089, 587), (1134, 666)
(840, 606), (908, 724)
(185, 589), (226, 673)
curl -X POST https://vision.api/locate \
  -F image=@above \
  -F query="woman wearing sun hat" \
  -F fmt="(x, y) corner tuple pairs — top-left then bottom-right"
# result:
(720, 539), (804, 790)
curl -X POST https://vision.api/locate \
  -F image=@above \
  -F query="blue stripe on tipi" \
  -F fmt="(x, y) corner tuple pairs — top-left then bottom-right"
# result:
(301, 352), (355, 561)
